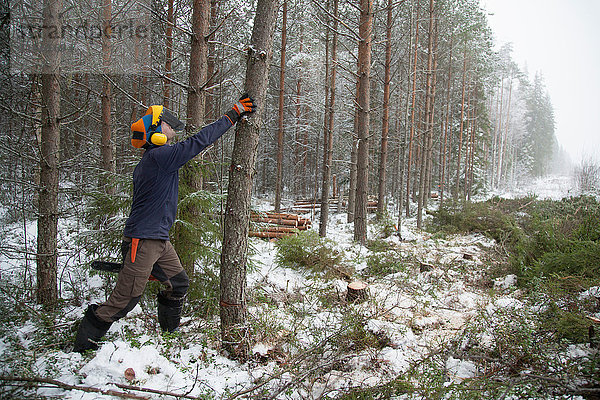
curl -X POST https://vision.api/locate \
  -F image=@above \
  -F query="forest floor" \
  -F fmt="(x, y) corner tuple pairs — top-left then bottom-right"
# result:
(0, 175), (598, 399)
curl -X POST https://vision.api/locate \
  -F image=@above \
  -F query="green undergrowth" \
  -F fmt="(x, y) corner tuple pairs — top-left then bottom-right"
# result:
(364, 251), (410, 277)
(420, 194), (600, 395)
(339, 303), (600, 399)
(275, 231), (347, 277)
(430, 195), (600, 283)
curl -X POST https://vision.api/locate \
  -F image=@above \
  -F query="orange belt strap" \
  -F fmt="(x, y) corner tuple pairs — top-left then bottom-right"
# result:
(131, 238), (140, 263)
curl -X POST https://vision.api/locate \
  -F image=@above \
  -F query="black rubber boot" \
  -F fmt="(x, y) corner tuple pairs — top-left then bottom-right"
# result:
(73, 305), (113, 353)
(157, 292), (184, 333)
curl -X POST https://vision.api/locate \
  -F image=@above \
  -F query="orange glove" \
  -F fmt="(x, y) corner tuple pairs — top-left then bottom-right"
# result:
(225, 93), (257, 124)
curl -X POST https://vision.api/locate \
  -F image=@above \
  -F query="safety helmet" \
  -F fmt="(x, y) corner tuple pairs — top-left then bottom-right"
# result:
(131, 105), (185, 149)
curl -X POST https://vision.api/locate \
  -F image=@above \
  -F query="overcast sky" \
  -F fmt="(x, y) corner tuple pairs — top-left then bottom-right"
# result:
(481, 0), (600, 164)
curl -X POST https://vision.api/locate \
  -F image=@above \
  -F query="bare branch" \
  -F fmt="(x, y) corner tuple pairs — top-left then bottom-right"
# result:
(310, 0), (362, 42)
(0, 376), (149, 400)
(206, 9), (236, 40)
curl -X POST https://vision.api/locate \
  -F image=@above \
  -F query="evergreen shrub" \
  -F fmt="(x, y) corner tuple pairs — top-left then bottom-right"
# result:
(366, 239), (393, 252)
(185, 266), (220, 319)
(540, 305), (591, 344)
(431, 196), (600, 281)
(366, 252), (406, 277)
(171, 190), (224, 275)
(275, 231), (343, 274)
(430, 201), (524, 247)
(373, 212), (397, 238)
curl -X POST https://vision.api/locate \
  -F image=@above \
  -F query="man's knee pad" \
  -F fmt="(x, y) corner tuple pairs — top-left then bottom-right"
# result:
(110, 295), (142, 321)
(170, 269), (189, 298)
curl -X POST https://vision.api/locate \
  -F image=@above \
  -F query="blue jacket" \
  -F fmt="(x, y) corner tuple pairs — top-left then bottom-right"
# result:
(123, 116), (233, 240)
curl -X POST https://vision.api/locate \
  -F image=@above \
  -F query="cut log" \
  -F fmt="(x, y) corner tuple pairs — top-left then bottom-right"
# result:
(249, 231), (296, 239)
(251, 212), (301, 221)
(253, 226), (302, 233)
(346, 281), (368, 303)
(251, 217), (299, 227)
(249, 212), (311, 239)
(251, 215), (310, 226)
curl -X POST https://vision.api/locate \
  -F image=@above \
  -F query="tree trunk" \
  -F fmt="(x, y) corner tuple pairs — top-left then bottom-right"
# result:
(220, 0), (277, 360)
(37, 0), (62, 309)
(424, 17), (438, 207)
(416, 0), (435, 229)
(347, 135), (358, 223)
(200, 0), (220, 189)
(376, 0), (393, 217)
(501, 71), (514, 186)
(440, 33), (453, 205)
(467, 91), (477, 200)
(496, 72), (513, 188)
(405, 0), (420, 217)
(163, 0), (174, 109)
(293, 33), (304, 197)
(397, 9), (415, 236)
(274, 0), (287, 213)
(187, 0), (209, 133)
(461, 74), (471, 200)
(347, 69), (360, 224)
(319, 0), (338, 237)
(463, 88), (473, 199)
(495, 76), (505, 187)
(100, 0), (114, 196)
(454, 48), (467, 200)
(353, 0), (373, 245)
(176, 0), (209, 274)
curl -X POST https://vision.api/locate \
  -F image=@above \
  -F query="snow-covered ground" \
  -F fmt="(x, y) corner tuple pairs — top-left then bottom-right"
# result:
(0, 175), (597, 399)
(488, 175), (577, 200)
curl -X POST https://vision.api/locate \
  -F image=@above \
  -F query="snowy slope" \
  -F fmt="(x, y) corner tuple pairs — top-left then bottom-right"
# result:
(0, 175), (595, 399)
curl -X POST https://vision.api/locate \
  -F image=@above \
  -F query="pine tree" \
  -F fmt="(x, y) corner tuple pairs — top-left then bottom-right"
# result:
(220, 0), (278, 360)
(523, 72), (557, 177)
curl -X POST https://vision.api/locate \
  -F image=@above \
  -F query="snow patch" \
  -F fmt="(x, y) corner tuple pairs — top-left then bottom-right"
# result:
(446, 356), (478, 382)
(495, 274), (518, 290)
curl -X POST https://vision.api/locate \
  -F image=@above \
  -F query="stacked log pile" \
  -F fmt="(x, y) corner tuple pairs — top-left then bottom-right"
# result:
(291, 199), (378, 213)
(249, 212), (311, 239)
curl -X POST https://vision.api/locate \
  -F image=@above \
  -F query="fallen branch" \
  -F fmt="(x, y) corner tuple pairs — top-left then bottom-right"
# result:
(0, 376), (149, 400)
(110, 382), (198, 399)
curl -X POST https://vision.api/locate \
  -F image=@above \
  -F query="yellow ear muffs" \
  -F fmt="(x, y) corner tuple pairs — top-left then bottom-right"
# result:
(150, 132), (167, 146)
(143, 105), (168, 146)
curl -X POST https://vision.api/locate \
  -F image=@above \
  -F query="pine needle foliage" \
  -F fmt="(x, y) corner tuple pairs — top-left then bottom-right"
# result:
(275, 231), (343, 275)
(171, 189), (224, 274)
(430, 195), (600, 281)
(80, 170), (132, 262)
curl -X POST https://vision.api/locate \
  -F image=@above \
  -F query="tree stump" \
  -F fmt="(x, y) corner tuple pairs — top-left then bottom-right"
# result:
(347, 281), (368, 303)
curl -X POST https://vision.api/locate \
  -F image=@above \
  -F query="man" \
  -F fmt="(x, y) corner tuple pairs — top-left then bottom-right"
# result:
(73, 95), (256, 353)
